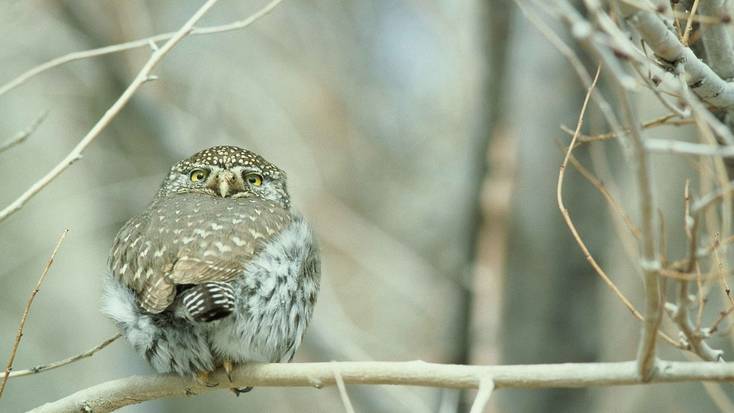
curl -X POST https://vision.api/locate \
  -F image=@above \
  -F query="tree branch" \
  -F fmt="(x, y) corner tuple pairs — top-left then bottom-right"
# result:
(699, 0), (734, 80)
(0, 0), (281, 225)
(621, 2), (734, 109)
(0, 230), (68, 398)
(616, 72), (662, 383)
(0, 111), (48, 154)
(469, 377), (495, 413)
(2, 334), (120, 380)
(0, 0), (283, 98)
(645, 138), (734, 157)
(28, 360), (734, 413)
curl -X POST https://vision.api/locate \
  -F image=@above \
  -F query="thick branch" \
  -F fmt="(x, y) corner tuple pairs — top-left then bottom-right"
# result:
(699, 0), (734, 80)
(28, 360), (734, 413)
(622, 4), (734, 109)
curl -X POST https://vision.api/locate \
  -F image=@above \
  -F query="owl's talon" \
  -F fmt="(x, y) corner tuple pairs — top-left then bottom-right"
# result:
(230, 386), (253, 397)
(195, 371), (218, 388)
(223, 359), (235, 383)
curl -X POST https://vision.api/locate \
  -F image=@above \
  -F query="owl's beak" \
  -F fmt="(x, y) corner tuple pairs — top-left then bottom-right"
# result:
(209, 170), (239, 198)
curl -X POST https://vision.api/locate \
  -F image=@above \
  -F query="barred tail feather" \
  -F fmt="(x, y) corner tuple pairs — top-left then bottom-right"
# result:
(181, 282), (235, 322)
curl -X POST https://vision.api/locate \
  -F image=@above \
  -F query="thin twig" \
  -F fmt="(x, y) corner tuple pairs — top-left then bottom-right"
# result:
(693, 179), (734, 214)
(667, 196), (724, 362)
(709, 305), (734, 336)
(2, 334), (121, 380)
(332, 362), (356, 413)
(560, 114), (693, 146)
(713, 233), (734, 305)
(0, 111), (48, 154)
(681, 0), (701, 45)
(566, 152), (641, 240)
(697, 263), (707, 332)
(557, 66), (676, 346)
(0, 229), (69, 398)
(469, 377), (495, 413)
(0, 0), (281, 224)
(0, 0), (284, 98)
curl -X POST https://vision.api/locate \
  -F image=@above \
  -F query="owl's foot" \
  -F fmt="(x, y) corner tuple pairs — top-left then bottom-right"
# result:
(223, 359), (235, 382)
(230, 386), (253, 397)
(223, 359), (253, 396)
(195, 371), (218, 388)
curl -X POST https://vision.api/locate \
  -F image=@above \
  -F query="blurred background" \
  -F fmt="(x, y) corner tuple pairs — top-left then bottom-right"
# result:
(1, 0), (733, 412)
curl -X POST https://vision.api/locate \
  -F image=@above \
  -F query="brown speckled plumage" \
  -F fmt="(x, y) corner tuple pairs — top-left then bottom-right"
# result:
(109, 193), (291, 312)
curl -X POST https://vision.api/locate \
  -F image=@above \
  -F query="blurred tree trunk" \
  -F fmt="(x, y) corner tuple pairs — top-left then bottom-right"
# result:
(464, 0), (515, 410)
(492, 9), (603, 413)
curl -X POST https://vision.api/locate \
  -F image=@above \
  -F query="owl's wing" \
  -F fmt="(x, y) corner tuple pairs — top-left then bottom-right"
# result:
(168, 202), (291, 285)
(168, 257), (244, 284)
(111, 196), (292, 314)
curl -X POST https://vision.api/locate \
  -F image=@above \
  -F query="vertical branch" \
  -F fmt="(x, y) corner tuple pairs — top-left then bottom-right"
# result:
(681, 0), (701, 46)
(615, 86), (661, 382)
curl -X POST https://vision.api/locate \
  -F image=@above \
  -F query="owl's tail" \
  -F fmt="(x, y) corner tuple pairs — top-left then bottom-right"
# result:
(179, 282), (236, 322)
(100, 273), (216, 375)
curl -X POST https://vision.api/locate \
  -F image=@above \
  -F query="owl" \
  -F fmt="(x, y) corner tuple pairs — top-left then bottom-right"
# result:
(102, 145), (320, 393)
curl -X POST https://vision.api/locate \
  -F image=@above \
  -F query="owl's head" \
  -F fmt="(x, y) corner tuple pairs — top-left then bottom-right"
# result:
(158, 146), (290, 208)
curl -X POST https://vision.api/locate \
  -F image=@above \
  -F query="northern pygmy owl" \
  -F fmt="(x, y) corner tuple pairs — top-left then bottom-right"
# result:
(102, 145), (320, 393)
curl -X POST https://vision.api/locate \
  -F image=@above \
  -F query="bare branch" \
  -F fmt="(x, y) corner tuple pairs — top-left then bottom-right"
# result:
(0, 0), (283, 98)
(556, 65), (676, 347)
(621, 2), (734, 109)
(332, 363), (356, 413)
(0, 0), (282, 224)
(693, 179), (734, 214)
(645, 138), (734, 157)
(0, 111), (48, 154)
(469, 377), (495, 413)
(681, 0), (701, 46)
(615, 77), (662, 383)
(28, 360), (734, 413)
(0, 229), (68, 398)
(699, 0), (734, 80)
(2, 334), (120, 380)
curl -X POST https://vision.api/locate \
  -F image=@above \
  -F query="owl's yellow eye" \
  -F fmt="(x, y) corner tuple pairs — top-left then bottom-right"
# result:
(245, 173), (263, 187)
(189, 169), (209, 182)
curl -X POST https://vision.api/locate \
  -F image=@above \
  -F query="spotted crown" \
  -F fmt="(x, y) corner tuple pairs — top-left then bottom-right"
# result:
(173, 146), (284, 178)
